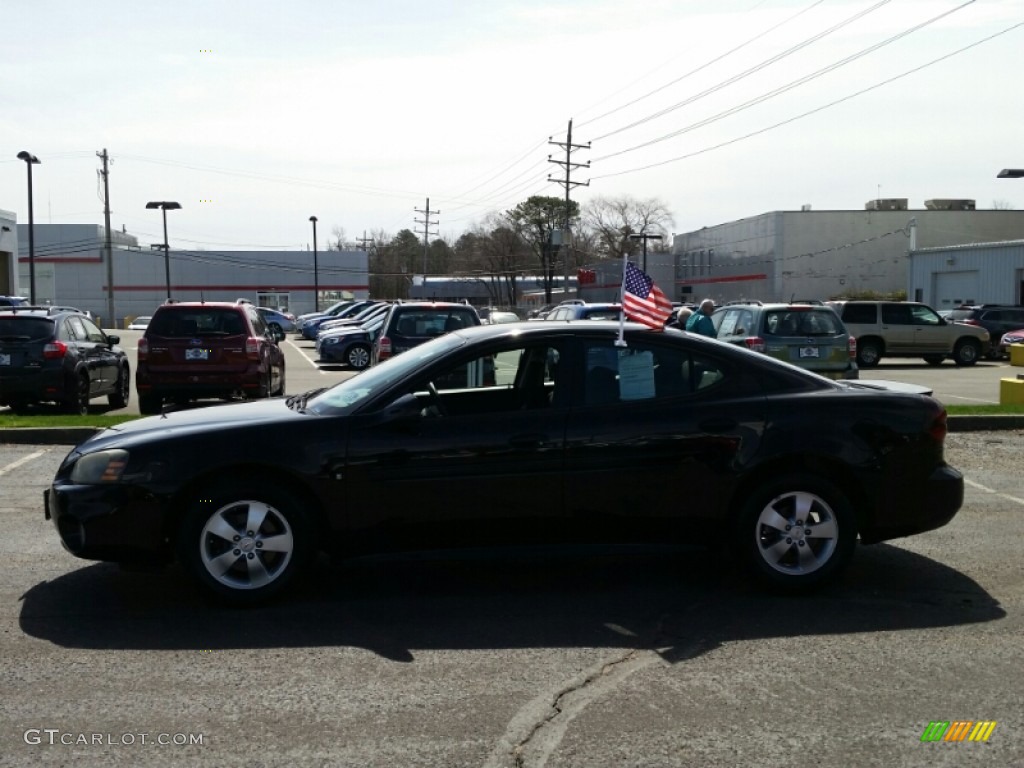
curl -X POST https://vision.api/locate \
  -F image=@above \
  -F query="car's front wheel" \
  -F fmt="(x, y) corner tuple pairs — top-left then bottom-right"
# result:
(738, 474), (856, 591)
(952, 338), (981, 366)
(177, 482), (311, 605)
(346, 344), (371, 370)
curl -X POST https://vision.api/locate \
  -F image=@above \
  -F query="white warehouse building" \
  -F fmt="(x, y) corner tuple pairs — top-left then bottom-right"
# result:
(9, 223), (369, 327)
(669, 201), (1024, 305)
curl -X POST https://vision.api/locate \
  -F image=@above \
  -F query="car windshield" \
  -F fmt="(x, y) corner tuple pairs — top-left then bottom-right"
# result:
(306, 332), (466, 414)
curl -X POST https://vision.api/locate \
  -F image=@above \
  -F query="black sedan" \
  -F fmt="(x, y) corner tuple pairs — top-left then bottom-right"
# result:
(45, 321), (963, 604)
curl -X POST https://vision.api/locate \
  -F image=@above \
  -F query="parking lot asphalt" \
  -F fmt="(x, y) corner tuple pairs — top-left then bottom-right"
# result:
(2, 432), (1021, 767)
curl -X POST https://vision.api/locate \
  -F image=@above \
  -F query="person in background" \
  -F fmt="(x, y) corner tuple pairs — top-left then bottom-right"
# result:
(685, 299), (718, 337)
(669, 306), (693, 329)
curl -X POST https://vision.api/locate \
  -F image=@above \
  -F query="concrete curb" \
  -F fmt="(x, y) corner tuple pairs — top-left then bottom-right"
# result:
(2, 416), (1022, 446)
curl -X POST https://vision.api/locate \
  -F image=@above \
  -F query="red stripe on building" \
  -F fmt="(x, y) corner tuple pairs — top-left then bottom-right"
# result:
(677, 273), (768, 285)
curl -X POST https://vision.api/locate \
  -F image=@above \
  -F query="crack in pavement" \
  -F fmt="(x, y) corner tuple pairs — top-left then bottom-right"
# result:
(484, 611), (710, 768)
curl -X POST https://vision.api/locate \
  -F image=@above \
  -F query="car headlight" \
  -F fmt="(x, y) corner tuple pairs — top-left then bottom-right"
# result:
(70, 449), (129, 484)
(322, 337), (338, 345)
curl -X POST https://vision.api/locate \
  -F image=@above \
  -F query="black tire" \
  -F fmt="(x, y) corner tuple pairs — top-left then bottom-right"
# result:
(139, 394), (162, 415)
(108, 365), (130, 408)
(952, 338), (981, 366)
(856, 339), (882, 368)
(923, 354), (945, 366)
(737, 473), (857, 591)
(176, 481), (311, 605)
(268, 322), (282, 335)
(346, 344), (371, 370)
(63, 373), (90, 415)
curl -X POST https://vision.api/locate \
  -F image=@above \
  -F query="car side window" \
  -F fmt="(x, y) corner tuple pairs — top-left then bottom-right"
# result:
(416, 342), (563, 414)
(249, 310), (268, 336)
(582, 340), (728, 405)
(909, 305), (941, 326)
(881, 304), (913, 325)
(65, 315), (88, 341)
(842, 304), (877, 324)
(80, 317), (107, 343)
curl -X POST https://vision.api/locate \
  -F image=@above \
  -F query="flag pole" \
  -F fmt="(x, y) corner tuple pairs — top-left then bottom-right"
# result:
(616, 253), (628, 347)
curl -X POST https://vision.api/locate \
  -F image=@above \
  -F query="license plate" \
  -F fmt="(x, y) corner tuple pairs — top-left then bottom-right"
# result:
(0, 353), (10, 365)
(799, 346), (819, 359)
(185, 348), (208, 360)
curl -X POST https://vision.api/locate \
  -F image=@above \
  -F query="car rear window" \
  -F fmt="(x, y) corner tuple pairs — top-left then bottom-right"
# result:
(764, 309), (843, 336)
(391, 309), (478, 337)
(148, 308), (249, 337)
(0, 316), (54, 340)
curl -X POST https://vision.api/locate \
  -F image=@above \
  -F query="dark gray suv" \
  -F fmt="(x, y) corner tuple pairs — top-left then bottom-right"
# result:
(947, 305), (1024, 358)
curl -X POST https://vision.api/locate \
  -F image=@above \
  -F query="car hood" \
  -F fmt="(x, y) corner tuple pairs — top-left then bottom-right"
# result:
(76, 398), (309, 451)
(320, 326), (370, 339)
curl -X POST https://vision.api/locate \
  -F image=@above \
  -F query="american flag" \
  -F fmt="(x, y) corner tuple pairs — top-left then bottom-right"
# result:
(622, 262), (673, 330)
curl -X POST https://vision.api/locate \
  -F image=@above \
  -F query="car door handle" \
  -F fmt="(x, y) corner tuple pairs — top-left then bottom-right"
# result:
(698, 418), (737, 432)
(509, 433), (548, 451)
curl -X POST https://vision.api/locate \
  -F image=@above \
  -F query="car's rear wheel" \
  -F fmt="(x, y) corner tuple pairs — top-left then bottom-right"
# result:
(139, 394), (162, 415)
(738, 474), (856, 591)
(856, 339), (882, 368)
(952, 338), (981, 366)
(923, 354), (945, 365)
(177, 482), (310, 605)
(63, 373), (90, 415)
(108, 365), (130, 408)
(346, 344), (371, 370)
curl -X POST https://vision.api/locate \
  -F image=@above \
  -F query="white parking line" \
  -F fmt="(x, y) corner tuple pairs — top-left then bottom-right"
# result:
(285, 338), (327, 374)
(965, 477), (1024, 506)
(0, 449), (51, 478)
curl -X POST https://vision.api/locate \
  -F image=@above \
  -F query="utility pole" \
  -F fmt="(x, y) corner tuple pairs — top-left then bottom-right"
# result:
(97, 149), (115, 327)
(547, 119), (590, 300)
(414, 197), (440, 276)
(356, 231), (373, 250)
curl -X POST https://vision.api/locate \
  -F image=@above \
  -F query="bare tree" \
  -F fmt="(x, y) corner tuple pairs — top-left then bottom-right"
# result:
(582, 195), (674, 262)
(992, 199), (1016, 210)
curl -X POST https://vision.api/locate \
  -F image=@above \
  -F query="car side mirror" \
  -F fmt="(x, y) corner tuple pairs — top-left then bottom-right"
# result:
(107, 334), (120, 345)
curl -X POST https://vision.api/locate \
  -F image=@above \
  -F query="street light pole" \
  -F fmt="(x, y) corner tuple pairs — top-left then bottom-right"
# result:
(628, 232), (663, 272)
(309, 216), (319, 313)
(16, 152), (41, 304)
(145, 201), (181, 301)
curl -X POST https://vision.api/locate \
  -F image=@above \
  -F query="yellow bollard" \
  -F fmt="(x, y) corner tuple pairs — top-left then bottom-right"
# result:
(999, 376), (1024, 405)
(1010, 344), (1024, 367)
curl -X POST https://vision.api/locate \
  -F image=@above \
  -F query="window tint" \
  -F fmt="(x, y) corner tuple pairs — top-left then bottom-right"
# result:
(764, 309), (842, 336)
(582, 339), (728, 405)
(65, 315), (88, 341)
(717, 309), (753, 336)
(392, 309), (477, 337)
(0, 317), (53, 340)
(81, 317), (107, 342)
(881, 304), (913, 325)
(909, 304), (941, 326)
(841, 303), (877, 324)
(149, 308), (249, 336)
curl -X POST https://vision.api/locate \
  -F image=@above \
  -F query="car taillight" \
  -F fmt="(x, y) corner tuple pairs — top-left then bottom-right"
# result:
(964, 319), (981, 326)
(43, 341), (68, 359)
(848, 335), (857, 360)
(928, 408), (948, 444)
(378, 336), (392, 360)
(245, 337), (260, 360)
(743, 336), (766, 353)
(137, 337), (148, 360)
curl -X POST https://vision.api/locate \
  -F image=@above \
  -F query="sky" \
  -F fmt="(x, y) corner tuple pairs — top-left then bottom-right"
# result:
(2, 0), (1022, 253)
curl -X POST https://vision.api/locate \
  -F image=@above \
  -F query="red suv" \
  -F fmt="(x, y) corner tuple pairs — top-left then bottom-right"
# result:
(136, 302), (286, 414)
